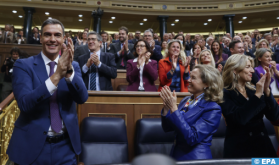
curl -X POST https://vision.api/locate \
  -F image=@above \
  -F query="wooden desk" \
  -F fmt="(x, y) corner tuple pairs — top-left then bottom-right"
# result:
(112, 70), (160, 91)
(77, 91), (190, 161)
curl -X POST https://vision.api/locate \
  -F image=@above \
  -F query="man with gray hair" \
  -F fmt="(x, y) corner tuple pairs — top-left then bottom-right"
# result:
(264, 33), (272, 46)
(0, 24), (14, 43)
(77, 31), (117, 90)
(143, 29), (163, 62)
(206, 36), (214, 49)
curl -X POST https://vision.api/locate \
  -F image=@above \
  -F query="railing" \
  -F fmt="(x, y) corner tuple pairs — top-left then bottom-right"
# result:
(0, 93), (18, 165)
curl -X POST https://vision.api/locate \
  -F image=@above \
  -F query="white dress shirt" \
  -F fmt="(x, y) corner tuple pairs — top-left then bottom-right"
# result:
(133, 58), (151, 91)
(82, 50), (102, 91)
(41, 51), (75, 136)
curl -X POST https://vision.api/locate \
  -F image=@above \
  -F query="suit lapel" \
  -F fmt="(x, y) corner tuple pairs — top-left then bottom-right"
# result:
(100, 51), (105, 63)
(33, 53), (49, 84)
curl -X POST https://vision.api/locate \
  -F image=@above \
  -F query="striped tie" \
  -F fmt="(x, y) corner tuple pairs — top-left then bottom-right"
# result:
(90, 64), (96, 90)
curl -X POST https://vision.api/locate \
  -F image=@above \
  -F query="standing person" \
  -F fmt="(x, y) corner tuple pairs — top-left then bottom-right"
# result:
(211, 41), (228, 65)
(220, 54), (279, 158)
(158, 40), (190, 92)
(132, 30), (141, 44)
(28, 27), (40, 44)
(100, 31), (111, 53)
(1, 47), (20, 101)
(110, 26), (134, 69)
(160, 65), (223, 160)
(161, 41), (168, 58)
(77, 31), (117, 91)
(126, 39), (158, 91)
(7, 19), (88, 165)
(254, 48), (279, 94)
(75, 30), (88, 48)
(0, 24), (14, 43)
(143, 29), (163, 62)
(14, 30), (27, 44)
(190, 43), (202, 71)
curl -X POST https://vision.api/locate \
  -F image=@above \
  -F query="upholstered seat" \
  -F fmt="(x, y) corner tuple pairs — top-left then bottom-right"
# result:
(80, 117), (128, 165)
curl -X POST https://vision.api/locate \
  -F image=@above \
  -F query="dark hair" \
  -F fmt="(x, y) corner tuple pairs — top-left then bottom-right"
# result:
(133, 39), (153, 58)
(229, 40), (242, 50)
(41, 19), (65, 36)
(100, 31), (108, 36)
(10, 47), (21, 56)
(118, 26), (129, 34)
(193, 43), (202, 51)
(210, 40), (223, 59)
(174, 34), (185, 48)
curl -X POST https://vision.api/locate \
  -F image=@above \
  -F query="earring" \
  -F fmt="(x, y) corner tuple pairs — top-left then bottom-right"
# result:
(204, 87), (206, 90)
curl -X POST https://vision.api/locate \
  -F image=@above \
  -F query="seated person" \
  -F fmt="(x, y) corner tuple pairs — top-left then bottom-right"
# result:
(77, 31), (117, 90)
(220, 54), (279, 158)
(190, 43), (202, 71)
(126, 39), (158, 91)
(160, 65), (223, 160)
(110, 26), (135, 69)
(1, 47), (20, 100)
(28, 27), (40, 44)
(158, 40), (191, 92)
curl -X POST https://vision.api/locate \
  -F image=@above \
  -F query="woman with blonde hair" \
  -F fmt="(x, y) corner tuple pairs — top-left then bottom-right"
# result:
(220, 54), (279, 158)
(158, 40), (190, 92)
(255, 39), (272, 51)
(254, 48), (279, 94)
(160, 65), (223, 160)
(199, 49), (223, 72)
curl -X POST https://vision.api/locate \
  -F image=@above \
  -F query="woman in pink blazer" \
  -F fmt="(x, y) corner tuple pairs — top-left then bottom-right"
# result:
(126, 39), (158, 91)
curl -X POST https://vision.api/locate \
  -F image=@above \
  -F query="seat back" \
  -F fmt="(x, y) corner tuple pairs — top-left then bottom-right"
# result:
(80, 117), (128, 165)
(263, 116), (279, 152)
(210, 115), (226, 158)
(135, 118), (175, 156)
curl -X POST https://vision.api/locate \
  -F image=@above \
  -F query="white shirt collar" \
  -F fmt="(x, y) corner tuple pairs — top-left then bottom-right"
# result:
(133, 57), (151, 62)
(41, 51), (59, 65)
(89, 49), (101, 56)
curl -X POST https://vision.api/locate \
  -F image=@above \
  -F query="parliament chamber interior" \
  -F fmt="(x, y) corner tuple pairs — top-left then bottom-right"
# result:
(1, 0), (279, 165)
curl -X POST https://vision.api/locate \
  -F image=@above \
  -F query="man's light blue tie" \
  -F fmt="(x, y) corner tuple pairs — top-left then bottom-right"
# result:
(90, 64), (96, 90)
(49, 61), (62, 133)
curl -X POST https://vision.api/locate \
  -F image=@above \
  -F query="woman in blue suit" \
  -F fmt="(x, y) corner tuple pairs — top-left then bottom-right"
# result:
(160, 65), (223, 160)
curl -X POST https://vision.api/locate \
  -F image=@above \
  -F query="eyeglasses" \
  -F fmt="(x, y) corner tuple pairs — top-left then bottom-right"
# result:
(87, 38), (97, 42)
(136, 45), (146, 48)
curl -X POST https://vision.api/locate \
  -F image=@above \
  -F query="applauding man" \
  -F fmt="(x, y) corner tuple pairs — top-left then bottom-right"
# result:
(110, 26), (134, 69)
(143, 29), (163, 62)
(78, 31), (117, 90)
(7, 19), (88, 165)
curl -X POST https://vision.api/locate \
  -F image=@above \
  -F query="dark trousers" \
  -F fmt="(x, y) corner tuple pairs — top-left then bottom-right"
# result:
(15, 135), (76, 165)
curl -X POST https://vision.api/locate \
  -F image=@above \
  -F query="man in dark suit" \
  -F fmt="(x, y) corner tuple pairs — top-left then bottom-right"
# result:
(7, 19), (88, 165)
(28, 27), (41, 44)
(153, 33), (161, 46)
(132, 30), (141, 44)
(110, 26), (135, 69)
(74, 44), (88, 61)
(100, 31), (111, 53)
(222, 37), (231, 56)
(77, 31), (117, 90)
(143, 29), (163, 62)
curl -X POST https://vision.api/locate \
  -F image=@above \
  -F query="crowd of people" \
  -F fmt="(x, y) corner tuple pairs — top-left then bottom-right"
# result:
(3, 18), (279, 164)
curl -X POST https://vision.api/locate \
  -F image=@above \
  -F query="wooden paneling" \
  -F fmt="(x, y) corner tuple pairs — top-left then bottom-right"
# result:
(78, 91), (189, 161)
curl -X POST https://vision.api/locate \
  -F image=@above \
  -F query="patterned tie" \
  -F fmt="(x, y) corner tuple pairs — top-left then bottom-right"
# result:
(90, 64), (96, 90)
(49, 61), (62, 133)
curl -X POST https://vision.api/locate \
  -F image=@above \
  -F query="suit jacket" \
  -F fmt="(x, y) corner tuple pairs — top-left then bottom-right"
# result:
(151, 45), (163, 62)
(158, 57), (189, 92)
(101, 42), (111, 53)
(0, 31), (14, 43)
(155, 40), (161, 46)
(77, 51), (117, 90)
(219, 87), (279, 158)
(162, 97), (222, 160)
(28, 34), (40, 44)
(113, 40), (133, 44)
(7, 53), (88, 164)
(14, 37), (27, 44)
(221, 44), (231, 57)
(74, 44), (88, 61)
(110, 42), (135, 69)
(126, 58), (158, 91)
